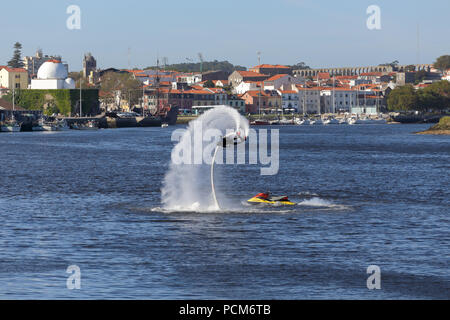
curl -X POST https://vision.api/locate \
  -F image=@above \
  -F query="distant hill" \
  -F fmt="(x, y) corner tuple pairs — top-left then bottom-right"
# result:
(144, 60), (247, 73)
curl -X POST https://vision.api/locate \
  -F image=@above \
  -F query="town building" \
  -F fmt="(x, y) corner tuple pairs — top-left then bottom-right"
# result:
(278, 88), (299, 111)
(263, 74), (301, 90)
(228, 70), (269, 87)
(233, 81), (260, 94)
(0, 66), (28, 89)
(30, 60), (75, 89)
(240, 90), (270, 114)
(442, 69), (450, 81)
(213, 80), (228, 87)
(249, 64), (293, 76)
(320, 88), (357, 113)
(201, 70), (231, 81)
(23, 49), (67, 78)
(0, 86), (8, 97)
(83, 53), (97, 82)
(297, 87), (321, 114)
(359, 72), (392, 84)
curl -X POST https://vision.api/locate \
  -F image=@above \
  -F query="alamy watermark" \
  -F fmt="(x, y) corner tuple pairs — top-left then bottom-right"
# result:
(66, 5), (81, 30)
(366, 265), (381, 290)
(366, 5), (381, 30)
(66, 265), (81, 290)
(171, 122), (279, 176)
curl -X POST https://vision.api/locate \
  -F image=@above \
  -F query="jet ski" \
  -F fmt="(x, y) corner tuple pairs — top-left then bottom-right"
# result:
(247, 192), (296, 206)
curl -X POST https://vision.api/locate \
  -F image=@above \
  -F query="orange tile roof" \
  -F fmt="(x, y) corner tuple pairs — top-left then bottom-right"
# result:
(237, 70), (268, 78)
(252, 64), (290, 69)
(360, 72), (383, 76)
(266, 74), (290, 81)
(317, 72), (330, 79)
(0, 66), (27, 73)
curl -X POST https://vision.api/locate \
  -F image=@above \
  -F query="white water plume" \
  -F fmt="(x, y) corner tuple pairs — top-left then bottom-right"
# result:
(162, 106), (249, 212)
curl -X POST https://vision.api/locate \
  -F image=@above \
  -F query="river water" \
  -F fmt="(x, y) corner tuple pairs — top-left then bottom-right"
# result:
(0, 124), (448, 299)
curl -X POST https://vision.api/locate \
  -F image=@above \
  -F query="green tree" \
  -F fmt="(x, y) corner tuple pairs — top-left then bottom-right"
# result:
(100, 71), (142, 106)
(379, 60), (399, 68)
(291, 62), (310, 70)
(414, 70), (427, 84)
(144, 60), (246, 73)
(7, 42), (24, 68)
(433, 55), (450, 72)
(203, 80), (215, 88)
(387, 85), (418, 111)
(421, 81), (450, 111)
(405, 65), (416, 72)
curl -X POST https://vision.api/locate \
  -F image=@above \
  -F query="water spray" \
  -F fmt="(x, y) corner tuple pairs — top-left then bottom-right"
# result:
(211, 131), (247, 210)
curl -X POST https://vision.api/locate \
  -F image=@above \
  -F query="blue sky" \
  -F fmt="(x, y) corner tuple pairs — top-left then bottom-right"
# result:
(1, 0), (449, 71)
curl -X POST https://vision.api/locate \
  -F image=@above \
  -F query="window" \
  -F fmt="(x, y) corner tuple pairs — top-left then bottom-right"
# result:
(15, 83), (20, 88)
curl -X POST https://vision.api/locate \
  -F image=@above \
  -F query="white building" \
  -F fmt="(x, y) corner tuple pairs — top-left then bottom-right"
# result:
(321, 88), (357, 113)
(30, 60), (75, 90)
(442, 69), (450, 81)
(234, 81), (260, 94)
(264, 74), (302, 91)
(23, 50), (68, 77)
(277, 88), (299, 111)
(297, 87), (321, 114)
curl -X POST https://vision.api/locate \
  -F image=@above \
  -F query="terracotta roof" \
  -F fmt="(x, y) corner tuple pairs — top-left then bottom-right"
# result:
(360, 72), (383, 76)
(0, 98), (25, 111)
(252, 64), (290, 69)
(335, 75), (358, 80)
(237, 70), (268, 78)
(266, 74), (290, 81)
(317, 72), (330, 80)
(244, 90), (271, 97)
(0, 66), (27, 73)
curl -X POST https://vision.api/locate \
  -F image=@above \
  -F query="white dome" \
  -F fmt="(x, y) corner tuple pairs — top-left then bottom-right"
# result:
(64, 78), (75, 89)
(37, 60), (68, 80)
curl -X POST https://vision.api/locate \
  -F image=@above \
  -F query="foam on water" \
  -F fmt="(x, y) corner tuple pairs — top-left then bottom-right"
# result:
(161, 106), (249, 212)
(298, 197), (351, 210)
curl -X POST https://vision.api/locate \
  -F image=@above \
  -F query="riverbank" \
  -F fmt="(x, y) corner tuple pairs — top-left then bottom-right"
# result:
(416, 116), (450, 135)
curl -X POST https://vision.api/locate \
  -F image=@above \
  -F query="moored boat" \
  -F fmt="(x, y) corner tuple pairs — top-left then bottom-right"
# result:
(251, 119), (270, 125)
(0, 121), (21, 132)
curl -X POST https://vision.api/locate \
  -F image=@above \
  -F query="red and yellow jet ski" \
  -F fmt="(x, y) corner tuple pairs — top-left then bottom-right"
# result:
(247, 192), (296, 206)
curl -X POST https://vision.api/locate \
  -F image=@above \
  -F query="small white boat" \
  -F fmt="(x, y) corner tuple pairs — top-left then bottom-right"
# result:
(32, 123), (45, 131)
(0, 122), (21, 132)
(33, 118), (58, 131)
(356, 119), (370, 124)
(42, 124), (58, 131)
(312, 119), (323, 125)
(161, 123), (169, 128)
(339, 119), (348, 125)
(328, 118), (340, 125)
(56, 120), (70, 131)
(296, 119), (310, 125)
(79, 120), (99, 130)
(278, 118), (294, 125)
(347, 117), (357, 125)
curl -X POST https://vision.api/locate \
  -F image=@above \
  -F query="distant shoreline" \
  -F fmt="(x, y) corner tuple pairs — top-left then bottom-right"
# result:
(416, 116), (450, 135)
